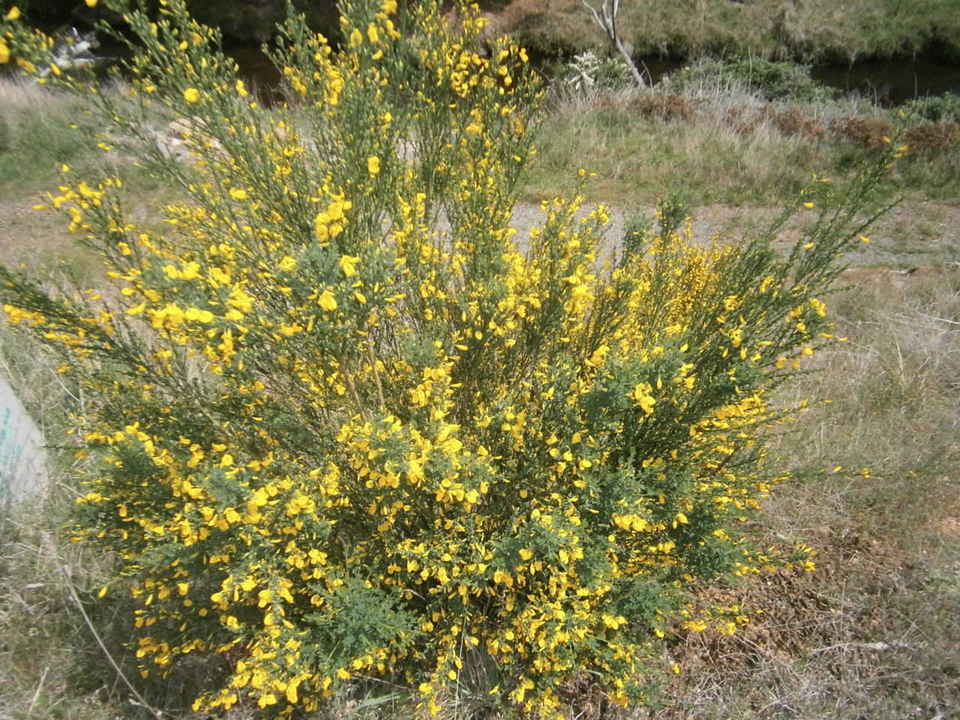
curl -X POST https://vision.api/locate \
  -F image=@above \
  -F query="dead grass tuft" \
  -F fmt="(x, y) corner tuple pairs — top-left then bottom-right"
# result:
(829, 115), (895, 148)
(764, 106), (826, 140)
(903, 122), (960, 155)
(629, 94), (698, 123)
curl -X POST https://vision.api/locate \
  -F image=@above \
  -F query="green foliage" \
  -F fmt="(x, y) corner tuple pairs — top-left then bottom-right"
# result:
(664, 57), (836, 103)
(0, 0), (899, 717)
(654, 187), (690, 236)
(0, 110), (9, 154)
(620, 211), (654, 265)
(900, 92), (960, 123)
(558, 49), (632, 95)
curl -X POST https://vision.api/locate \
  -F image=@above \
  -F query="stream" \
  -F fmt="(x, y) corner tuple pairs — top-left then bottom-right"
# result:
(638, 55), (960, 105)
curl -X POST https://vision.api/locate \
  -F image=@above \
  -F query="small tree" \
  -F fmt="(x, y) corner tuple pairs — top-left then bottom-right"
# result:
(1, 0), (895, 716)
(581, 0), (646, 88)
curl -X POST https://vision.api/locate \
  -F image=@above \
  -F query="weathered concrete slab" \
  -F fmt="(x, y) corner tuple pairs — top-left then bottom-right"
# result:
(0, 376), (48, 507)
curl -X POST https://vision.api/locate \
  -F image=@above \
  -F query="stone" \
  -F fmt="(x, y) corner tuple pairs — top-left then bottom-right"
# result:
(0, 376), (48, 508)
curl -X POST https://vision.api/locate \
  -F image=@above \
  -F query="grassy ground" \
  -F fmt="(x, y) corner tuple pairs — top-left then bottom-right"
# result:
(527, 66), (960, 208)
(648, 267), (960, 719)
(492, 0), (960, 65)
(1, 70), (959, 718)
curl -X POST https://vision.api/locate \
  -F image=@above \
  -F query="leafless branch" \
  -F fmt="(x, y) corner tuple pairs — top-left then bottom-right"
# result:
(581, 0), (646, 88)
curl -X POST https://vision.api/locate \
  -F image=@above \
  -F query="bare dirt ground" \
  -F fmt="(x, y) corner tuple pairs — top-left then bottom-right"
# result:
(506, 197), (960, 271)
(0, 196), (77, 269)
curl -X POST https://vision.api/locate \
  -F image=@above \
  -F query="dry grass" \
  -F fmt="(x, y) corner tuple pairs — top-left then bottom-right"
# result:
(0, 330), (128, 720)
(634, 267), (960, 719)
(0, 79), (96, 192)
(529, 81), (960, 209)
(529, 87), (832, 206)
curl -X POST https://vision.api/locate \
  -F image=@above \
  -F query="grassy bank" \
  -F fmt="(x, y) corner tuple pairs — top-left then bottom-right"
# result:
(528, 59), (960, 209)
(493, 0), (960, 65)
(1, 69), (958, 718)
(655, 266), (960, 718)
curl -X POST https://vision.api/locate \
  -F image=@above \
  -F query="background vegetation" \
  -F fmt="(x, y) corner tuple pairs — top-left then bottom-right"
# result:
(494, 0), (960, 65)
(5, 0), (960, 63)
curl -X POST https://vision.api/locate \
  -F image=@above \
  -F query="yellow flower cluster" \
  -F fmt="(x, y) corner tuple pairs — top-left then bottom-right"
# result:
(0, 0), (888, 716)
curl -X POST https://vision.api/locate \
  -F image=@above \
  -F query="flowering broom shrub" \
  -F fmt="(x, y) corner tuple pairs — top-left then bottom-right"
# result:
(0, 0), (897, 716)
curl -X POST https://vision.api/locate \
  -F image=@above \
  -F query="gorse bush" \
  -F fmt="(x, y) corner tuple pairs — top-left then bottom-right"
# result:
(0, 0), (898, 716)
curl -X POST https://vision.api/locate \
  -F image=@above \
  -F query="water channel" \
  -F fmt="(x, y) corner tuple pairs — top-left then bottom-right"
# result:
(635, 54), (960, 105)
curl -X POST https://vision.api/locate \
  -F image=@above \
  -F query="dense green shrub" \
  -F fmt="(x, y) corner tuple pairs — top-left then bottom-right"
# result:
(664, 57), (836, 103)
(900, 92), (960, 124)
(557, 49), (632, 95)
(1, 0), (897, 716)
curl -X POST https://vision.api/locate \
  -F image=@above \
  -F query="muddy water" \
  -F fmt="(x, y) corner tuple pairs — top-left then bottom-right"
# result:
(811, 57), (960, 105)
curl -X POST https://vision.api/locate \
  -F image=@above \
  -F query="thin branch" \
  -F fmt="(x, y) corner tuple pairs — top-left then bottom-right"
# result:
(26, 665), (49, 718)
(581, 0), (646, 88)
(57, 560), (165, 720)
(810, 640), (913, 654)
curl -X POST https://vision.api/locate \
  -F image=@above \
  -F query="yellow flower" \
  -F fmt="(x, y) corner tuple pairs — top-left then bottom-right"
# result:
(285, 676), (302, 704)
(339, 255), (360, 277)
(629, 383), (656, 416)
(367, 23), (379, 44)
(349, 28), (363, 48)
(278, 256), (297, 273)
(183, 88), (201, 104)
(367, 155), (380, 175)
(0, 41), (9, 65)
(184, 307), (214, 323)
(180, 261), (200, 280)
(85, 0), (98, 6)
(4, 7), (20, 20)
(229, 188), (248, 200)
(318, 289), (337, 312)
(314, 215), (329, 242)
(327, 199), (349, 221)
(227, 286), (254, 315)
